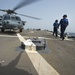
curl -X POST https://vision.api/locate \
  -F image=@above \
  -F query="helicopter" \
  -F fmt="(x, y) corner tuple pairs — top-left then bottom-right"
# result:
(0, 0), (40, 32)
(0, 15), (2, 27)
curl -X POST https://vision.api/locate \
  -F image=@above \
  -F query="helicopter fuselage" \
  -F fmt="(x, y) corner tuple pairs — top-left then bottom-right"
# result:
(0, 14), (26, 32)
(0, 15), (2, 28)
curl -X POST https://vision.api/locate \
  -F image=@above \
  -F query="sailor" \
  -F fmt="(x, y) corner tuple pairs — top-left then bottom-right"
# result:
(59, 15), (69, 40)
(53, 20), (59, 37)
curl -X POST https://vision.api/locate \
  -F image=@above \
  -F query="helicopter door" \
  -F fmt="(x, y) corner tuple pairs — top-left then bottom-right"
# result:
(15, 16), (23, 32)
(15, 16), (23, 27)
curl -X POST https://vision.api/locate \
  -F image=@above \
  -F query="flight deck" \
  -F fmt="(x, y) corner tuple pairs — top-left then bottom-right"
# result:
(0, 30), (75, 75)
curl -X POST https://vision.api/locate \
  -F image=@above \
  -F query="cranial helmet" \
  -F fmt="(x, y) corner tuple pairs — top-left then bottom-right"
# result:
(63, 15), (67, 17)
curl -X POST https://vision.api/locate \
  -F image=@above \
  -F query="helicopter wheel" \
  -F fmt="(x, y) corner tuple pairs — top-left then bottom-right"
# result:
(1, 28), (5, 32)
(20, 29), (22, 32)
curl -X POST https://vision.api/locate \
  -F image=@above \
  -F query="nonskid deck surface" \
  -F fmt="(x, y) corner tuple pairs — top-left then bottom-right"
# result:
(0, 30), (75, 75)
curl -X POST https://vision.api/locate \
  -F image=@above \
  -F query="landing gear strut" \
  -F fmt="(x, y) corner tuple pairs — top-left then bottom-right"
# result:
(20, 29), (22, 32)
(1, 28), (5, 32)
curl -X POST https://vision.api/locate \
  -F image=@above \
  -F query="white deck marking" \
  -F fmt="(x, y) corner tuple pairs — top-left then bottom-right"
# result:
(17, 33), (26, 42)
(0, 61), (4, 63)
(0, 34), (73, 41)
(50, 32), (73, 41)
(26, 51), (59, 75)
(0, 35), (17, 37)
(17, 33), (60, 75)
(58, 35), (73, 41)
(64, 37), (73, 41)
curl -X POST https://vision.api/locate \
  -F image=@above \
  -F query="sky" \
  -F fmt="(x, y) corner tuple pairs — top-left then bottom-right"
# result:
(0, 0), (75, 32)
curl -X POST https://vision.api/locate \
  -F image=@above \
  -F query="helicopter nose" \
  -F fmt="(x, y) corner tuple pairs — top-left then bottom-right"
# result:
(18, 22), (20, 24)
(6, 21), (9, 24)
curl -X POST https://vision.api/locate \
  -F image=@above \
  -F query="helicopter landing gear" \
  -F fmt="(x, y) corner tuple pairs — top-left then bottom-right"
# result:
(1, 28), (5, 32)
(20, 29), (22, 32)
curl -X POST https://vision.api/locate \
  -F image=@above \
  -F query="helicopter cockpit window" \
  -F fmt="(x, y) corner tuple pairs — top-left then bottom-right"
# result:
(0, 16), (2, 18)
(11, 17), (15, 20)
(0, 19), (2, 21)
(15, 16), (21, 21)
(4, 15), (10, 20)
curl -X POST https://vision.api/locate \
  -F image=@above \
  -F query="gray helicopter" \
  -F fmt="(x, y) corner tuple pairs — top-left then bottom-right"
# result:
(0, 0), (40, 32)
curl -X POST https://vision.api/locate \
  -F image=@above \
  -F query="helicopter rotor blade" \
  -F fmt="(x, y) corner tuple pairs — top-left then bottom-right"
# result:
(16, 13), (41, 20)
(13, 0), (39, 11)
(0, 9), (7, 12)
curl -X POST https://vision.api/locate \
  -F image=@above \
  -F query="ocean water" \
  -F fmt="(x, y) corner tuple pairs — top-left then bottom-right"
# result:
(66, 32), (75, 38)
